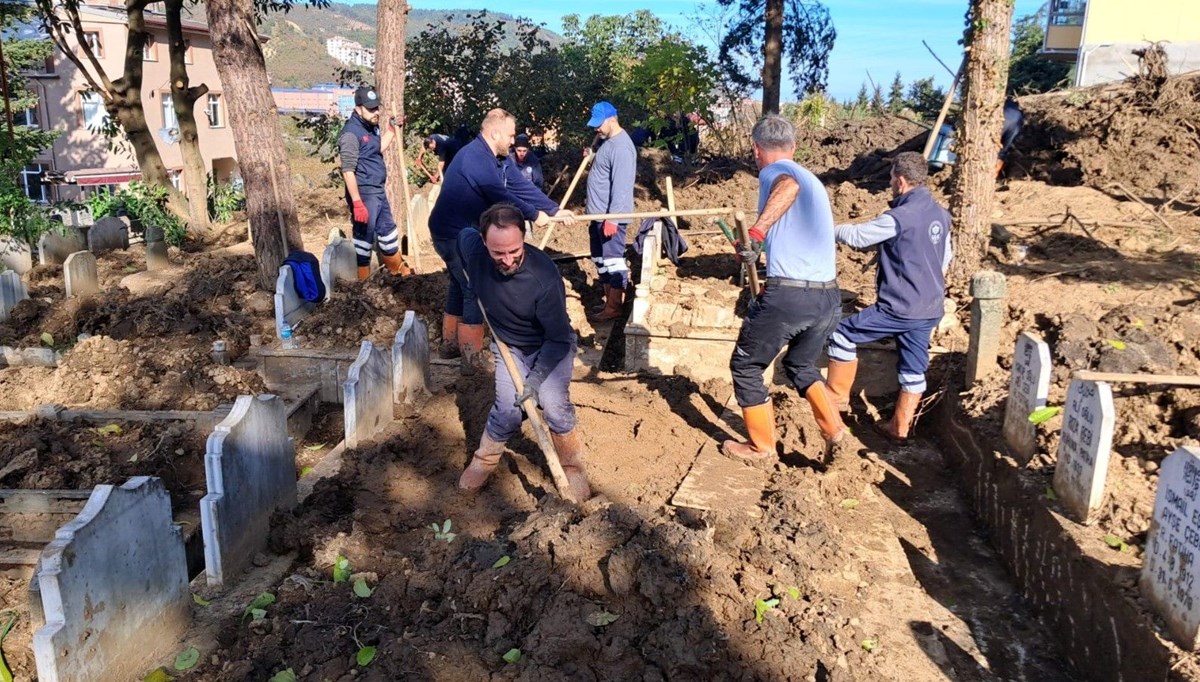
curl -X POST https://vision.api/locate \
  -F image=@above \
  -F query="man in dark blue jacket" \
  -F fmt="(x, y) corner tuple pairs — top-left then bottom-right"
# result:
(429, 108), (575, 370)
(506, 134), (544, 190)
(456, 203), (590, 500)
(826, 151), (953, 443)
(337, 86), (411, 279)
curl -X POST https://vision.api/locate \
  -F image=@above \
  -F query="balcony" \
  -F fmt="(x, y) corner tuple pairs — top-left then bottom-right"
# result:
(1042, 0), (1086, 59)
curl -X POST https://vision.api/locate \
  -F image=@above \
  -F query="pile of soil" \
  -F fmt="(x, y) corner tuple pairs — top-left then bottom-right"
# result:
(297, 272), (445, 351)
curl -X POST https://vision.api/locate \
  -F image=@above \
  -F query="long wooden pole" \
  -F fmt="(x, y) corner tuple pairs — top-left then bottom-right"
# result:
(733, 211), (761, 294)
(549, 207), (733, 223)
(922, 57), (967, 160)
(394, 124), (418, 271)
(1074, 371), (1200, 388)
(537, 153), (594, 250)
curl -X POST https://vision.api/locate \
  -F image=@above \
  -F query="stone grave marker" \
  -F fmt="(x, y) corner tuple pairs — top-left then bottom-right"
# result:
(145, 240), (169, 271)
(38, 231), (87, 266)
(321, 233), (357, 293)
(1002, 332), (1051, 463)
(392, 311), (430, 405)
(200, 394), (296, 586)
(274, 265), (315, 340)
(0, 270), (29, 322)
(63, 251), (99, 298)
(87, 216), (130, 253)
(1052, 379), (1116, 522)
(1140, 446), (1200, 650)
(32, 477), (189, 682)
(344, 340), (393, 448)
(0, 235), (33, 274)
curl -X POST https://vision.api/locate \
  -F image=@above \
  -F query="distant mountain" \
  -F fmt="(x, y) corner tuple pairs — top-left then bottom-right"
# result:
(259, 4), (563, 89)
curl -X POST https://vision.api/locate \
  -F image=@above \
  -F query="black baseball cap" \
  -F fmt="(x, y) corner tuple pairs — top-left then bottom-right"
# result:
(354, 86), (381, 110)
(514, 134), (531, 149)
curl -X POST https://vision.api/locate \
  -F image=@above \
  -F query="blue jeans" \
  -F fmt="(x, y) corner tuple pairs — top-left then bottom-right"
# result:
(486, 340), (577, 441)
(588, 220), (629, 289)
(346, 191), (400, 266)
(432, 236), (482, 325)
(730, 285), (841, 407)
(827, 303), (939, 394)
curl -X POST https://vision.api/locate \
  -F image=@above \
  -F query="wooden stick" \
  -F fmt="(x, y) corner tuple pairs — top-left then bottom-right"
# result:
(733, 211), (760, 294)
(922, 57), (966, 160)
(1109, 182), (1176, 232)
(395, 124), (418, 272)
(1074, 371), (1200, 388)
(537, 153), (594, 250)
(549, 207), (733, 223)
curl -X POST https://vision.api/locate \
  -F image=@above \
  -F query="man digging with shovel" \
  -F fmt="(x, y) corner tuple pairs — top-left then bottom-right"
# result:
(455, 203), (591, 501)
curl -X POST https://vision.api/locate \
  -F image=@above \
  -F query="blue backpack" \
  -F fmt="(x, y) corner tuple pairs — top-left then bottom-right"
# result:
(284, 250), (326, 303)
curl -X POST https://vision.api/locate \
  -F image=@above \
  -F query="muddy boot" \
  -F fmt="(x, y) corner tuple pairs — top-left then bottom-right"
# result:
(550, 428), (592, 501)
(590, 284), (611, 315)
(806, 381), (848, 463)
(440, 314), (462, 360)
(457, 323), (487, 376)
(722, 402), (776, 461)
(877, 390), (922, 445)
(458, 431), (506, 491)
(589, 285), (625, 322)
(381, 252), (413, 276)
(825, 359), (858, 413)
(357, 265), (371, 281)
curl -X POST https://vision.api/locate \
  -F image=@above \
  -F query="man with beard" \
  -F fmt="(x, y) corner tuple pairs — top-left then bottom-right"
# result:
(584, 101), (636, 322)
(429, 108), (575, 370)
(455, 203), (590, 500)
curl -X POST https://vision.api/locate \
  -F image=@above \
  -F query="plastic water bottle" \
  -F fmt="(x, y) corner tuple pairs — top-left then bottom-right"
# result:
(211, 340), (228, 365)
(280, 323), (297, 350)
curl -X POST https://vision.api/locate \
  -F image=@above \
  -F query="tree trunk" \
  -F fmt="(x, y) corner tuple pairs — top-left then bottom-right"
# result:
(165, 0), (211, 232)
(376, 0), (412, 261)
(205, 0), (305, 289)
(948, 0), (1014, 284)
(761, 0), (784, 115)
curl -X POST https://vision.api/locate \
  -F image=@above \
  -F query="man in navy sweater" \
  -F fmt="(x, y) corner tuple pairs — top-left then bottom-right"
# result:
(826, 151), (953, 443)
(429, 109), (575, 370)
(505, 134), (544, 190)
(456, 203), (590, 500)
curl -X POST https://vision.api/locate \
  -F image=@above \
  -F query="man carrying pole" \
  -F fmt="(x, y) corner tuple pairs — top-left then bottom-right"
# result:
(826, 151), (952, 443)
(584, 101), (636, 322)
(455, 203), (590, 500)
(722, 115), (847, 462)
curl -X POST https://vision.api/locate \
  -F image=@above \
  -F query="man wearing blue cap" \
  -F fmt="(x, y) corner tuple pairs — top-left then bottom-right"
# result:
(584, 101), (637, 322)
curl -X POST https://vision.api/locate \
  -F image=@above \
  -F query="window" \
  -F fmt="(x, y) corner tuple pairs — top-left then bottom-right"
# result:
(14, 106), (38, 129)
(206, 94), (222, 127)
(20, 164), (49, 203)
(83, 31), (103, 58)
(142, 36), (157, 61)
(80, 91), (108, 130)
(183, 40), (192, 65)
(161, 93), (178, 130)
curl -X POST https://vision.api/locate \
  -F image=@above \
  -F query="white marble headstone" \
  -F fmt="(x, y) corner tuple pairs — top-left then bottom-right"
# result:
(344, 340), (393, 448)
(38, 231), (87, 266)
(1052, 379), (1116, 522)
(1140, 446), (1200, 650)
(0, 270), (29, 322)
(273, 265), (315, 340)
(64, 251), (100, 298)
(392, 311), (430, 405)
(1002, 332), (1051, 463)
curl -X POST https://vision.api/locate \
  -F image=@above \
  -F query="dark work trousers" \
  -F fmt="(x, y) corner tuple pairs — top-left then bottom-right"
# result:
(486, 339), (578, 441)
(588, 220), (630, 289)
(346, 190), (401, 267)
(730, 285), (841, 408)
(828, 304), (939, 394)
(432, 235), (482, 325)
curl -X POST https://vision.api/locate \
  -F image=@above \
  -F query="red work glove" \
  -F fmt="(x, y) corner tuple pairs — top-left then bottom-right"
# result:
(352, 199), (368, 223)
(602, 220), (619, 238)
(748, 226), (766, 243)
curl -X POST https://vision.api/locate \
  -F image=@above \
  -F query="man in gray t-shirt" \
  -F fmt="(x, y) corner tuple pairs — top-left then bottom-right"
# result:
(584, 101), (637, 322)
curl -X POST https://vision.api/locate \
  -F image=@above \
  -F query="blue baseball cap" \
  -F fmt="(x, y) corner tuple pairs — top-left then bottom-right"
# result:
(587, 101), (618, 128)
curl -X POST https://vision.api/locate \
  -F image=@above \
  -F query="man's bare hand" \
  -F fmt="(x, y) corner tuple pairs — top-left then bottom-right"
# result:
(556, 209), (577, 226)
(534, 211), (552, 228)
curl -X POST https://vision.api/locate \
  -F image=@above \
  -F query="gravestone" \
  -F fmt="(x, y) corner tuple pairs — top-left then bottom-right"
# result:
(1052, 379), (1116, 522)
(32, 477), (189, 682)
(966, 271), (1007, 383)
(344, 340), (393, 448)
(392, 311), (430, 405)
(200, 394), (296, 586)
(1140, 446), (1200, 650)
(87, 216), (130, 253)
(321, 234), (357, 294)
(38, 231), (87, 266)
(274, 265), (315, 340)
(1002, 332), (1051, 463)
(145, 241), (169, 271)
(0, 236), (33, 275)
(0, 271), (29, 322)
(63, 251), (99, 298)
(410, 194), (431, 244)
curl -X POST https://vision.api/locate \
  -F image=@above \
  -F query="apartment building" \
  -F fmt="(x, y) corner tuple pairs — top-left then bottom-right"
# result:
(20, 1), (239, 203)
(326, 36), (375, 69)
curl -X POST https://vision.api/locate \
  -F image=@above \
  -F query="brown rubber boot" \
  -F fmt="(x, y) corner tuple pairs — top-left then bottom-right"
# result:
(825, 359), (858, 413)
(590, 284), (611, 315)
(381, 252), (413, 276)
(457, 323), (487, 376)
(878, 390), (923, 444)
(550, 429), (592, 501)
(806, 381), (848, 461)
(589, 285), (625, 322)
(458, 431), (506, 491)
(357, 265), (371, 281)
(721, 402), (776, 461)
(440, 314), (462, 360)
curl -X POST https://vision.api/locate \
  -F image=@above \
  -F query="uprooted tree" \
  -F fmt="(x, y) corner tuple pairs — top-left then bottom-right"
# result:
(949, 0), (1015, 283)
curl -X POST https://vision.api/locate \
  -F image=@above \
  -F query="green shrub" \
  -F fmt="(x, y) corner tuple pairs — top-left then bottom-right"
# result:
(206, 173), (246, 223)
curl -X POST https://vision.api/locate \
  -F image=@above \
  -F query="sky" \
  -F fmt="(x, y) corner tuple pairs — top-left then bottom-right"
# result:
(348, 0), (1045, 102)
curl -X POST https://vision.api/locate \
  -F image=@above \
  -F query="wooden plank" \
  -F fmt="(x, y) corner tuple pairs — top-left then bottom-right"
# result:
(671, 445), (766, 518)
(1074, 371), (1200, 388)
(0, 546), (45, 567)
(0, 490), (92, 514)
(257, 347), (359, 360)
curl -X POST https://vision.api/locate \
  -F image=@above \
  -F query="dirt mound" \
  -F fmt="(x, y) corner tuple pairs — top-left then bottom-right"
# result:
(1015, 46), (1200, 201)
(797, 116), (928, 185)
(298, 271), (446, 350)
